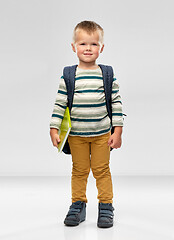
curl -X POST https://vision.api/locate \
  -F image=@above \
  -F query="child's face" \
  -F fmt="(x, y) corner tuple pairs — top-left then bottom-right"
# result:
(71, 29), (104, 66)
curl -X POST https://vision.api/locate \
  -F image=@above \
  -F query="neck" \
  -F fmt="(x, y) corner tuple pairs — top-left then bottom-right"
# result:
(78, 61), (98, 70)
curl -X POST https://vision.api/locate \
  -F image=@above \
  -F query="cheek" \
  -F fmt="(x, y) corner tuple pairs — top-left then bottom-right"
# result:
(76, 46), (84, 54)
(93, 47), (100, 55)
(94, 49), (100, 56)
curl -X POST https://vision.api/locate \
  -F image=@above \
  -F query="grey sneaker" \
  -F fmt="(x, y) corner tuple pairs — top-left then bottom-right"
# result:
(64, 201), (86, 226)
(97, 203), (114, 228)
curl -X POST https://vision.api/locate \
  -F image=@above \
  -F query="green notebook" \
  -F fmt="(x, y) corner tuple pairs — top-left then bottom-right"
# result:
(58, 107), (72, 153)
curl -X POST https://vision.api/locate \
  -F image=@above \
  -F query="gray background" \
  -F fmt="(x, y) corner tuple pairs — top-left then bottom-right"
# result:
(0, 0), (173, 176)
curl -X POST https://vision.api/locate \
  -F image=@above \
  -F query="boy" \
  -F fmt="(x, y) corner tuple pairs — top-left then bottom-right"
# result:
(50, 21), (124, 228)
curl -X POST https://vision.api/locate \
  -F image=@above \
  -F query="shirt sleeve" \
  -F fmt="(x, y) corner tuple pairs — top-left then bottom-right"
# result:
(50, 76), (68, 130)
(111, 74), (124, 127)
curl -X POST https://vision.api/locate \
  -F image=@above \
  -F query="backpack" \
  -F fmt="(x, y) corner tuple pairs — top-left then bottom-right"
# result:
(62, 64), (117, 154)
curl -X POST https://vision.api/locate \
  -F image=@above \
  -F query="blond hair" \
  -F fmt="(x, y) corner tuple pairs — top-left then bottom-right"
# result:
(72, 20), (104, 44)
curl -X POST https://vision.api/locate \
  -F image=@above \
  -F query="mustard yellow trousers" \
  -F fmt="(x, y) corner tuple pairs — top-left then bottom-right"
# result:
(68, 132), (113, 203)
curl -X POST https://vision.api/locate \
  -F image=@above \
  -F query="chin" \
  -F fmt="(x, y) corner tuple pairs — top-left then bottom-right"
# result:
(81, 59), (93, 63)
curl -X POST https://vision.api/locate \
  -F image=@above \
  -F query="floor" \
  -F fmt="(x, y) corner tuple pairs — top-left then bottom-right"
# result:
(0, 176), (174, 240)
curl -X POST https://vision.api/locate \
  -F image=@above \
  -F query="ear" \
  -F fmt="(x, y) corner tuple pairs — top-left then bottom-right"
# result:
(71, 43), (76, 53)
(100, 44), (104, 53)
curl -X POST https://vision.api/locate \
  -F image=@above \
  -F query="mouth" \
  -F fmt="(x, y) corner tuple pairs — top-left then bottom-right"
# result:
(84, 53), (93, 56)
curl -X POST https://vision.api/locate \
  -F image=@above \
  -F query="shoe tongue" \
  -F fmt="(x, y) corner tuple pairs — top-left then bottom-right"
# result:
(100, 203), (112, 208)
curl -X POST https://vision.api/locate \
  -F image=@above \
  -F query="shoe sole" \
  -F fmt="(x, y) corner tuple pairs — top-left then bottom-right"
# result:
(64, 218), (85, 227)
(97, 222), (113, 228)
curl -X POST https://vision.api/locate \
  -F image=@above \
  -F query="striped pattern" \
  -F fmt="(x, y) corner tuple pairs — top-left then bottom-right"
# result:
(50, 66), (123, 137)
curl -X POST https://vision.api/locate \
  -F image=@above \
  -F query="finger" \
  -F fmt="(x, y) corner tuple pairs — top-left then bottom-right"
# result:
(55, 135), (60, 143)
(110, 143), (115, 148)
(53, 140), (58, 147)
(53, 138), (60, 147)
(110, 141), (119, 149)
(108, 137), (113, 146)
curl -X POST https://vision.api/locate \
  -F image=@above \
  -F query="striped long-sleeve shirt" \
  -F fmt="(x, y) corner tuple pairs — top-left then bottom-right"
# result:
(50, 66), (123, 137)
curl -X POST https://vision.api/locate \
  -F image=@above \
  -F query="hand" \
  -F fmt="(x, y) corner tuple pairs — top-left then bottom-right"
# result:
(108, 127), (122, 149)
(50, 128), (60, 147)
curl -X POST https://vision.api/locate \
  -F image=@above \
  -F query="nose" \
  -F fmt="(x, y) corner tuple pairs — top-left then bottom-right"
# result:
(86, 44), (91, 50)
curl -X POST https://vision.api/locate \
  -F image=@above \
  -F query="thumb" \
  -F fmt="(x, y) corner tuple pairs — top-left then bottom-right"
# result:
(53, 135), (60, 147)
(56, 135), (61, 143)
(108, 136), (113, 146)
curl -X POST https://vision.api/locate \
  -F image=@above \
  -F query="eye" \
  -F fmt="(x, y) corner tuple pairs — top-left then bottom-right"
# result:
(80, 43), (85, 45)
(92, 43), (98, 46)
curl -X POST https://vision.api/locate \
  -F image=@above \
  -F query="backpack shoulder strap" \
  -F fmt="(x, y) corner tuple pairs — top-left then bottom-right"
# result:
(62, 64), (77, 155)
(63, 65), (78, 113)
(98, 64), (113, 122)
